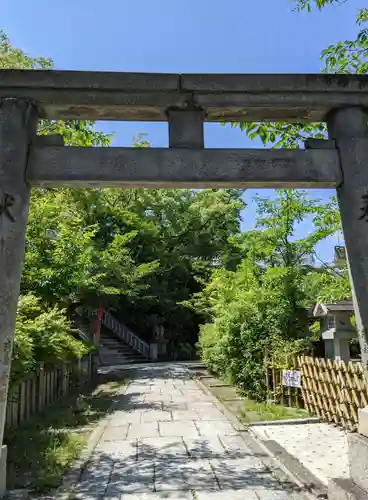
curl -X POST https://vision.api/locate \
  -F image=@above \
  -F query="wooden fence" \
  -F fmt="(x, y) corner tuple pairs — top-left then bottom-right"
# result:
(5, 354), (94, 429)
(267, 356), (368, 431)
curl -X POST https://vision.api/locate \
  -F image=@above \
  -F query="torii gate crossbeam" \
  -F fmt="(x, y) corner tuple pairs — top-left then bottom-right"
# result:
(0, 71), (367, 496)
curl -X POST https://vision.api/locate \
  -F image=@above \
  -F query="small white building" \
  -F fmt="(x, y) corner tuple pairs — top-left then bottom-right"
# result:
(313, 300), (356, 363)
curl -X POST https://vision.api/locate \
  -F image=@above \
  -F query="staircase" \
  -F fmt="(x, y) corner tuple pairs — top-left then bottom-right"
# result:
(99, 326), (147, 366)
(76, 306), (151, 366)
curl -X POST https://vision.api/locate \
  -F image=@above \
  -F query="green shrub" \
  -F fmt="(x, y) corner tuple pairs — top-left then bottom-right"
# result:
(12, 294), (90, 383)
(197, 323), (227, 374)
(198, 292), (267, 400)
(196, 262), (311, 401)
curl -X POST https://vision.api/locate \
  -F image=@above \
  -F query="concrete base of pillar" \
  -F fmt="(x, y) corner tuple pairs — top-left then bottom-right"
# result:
(348, 433), (368, 492)
(328, 415), (368, 500)
(358, 407), (368, 438)
(329, 478), (368, 500)
(0, 445), (7, 498)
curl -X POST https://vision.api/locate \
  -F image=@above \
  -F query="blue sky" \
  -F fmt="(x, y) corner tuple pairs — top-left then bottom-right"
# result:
(2, 0), (363, 261)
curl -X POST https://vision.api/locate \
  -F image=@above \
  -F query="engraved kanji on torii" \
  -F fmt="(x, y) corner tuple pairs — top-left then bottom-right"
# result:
(0, 192), (16, 222)
(0, 71), (368, 488)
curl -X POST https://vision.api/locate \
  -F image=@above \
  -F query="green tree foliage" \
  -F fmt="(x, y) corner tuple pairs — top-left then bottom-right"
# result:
(77, 187), (244, 351)
(22, 188), (159, 308)
(21, 182), (244, 348)
(191, 190), (337, 399)
(294, 0), (344, 12)
(304, 268), (351, 303)
(320, 8), (368, 74)
(12, 295), (90, 383)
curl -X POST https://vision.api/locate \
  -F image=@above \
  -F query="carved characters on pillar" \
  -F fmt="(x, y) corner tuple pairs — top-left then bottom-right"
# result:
(359, 191), (368, 222)
(0, 191), (16, 223)
(0, 336), (11, 404)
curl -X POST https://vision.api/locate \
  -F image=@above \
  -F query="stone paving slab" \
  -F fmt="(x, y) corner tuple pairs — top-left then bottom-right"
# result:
(171, 410), (200, 421)
(196, 490), (258, 499)
(94, 440), (137, 460)
(219, 434), (253, 457)
(127, 423), (160, 439)
(196, 420), (237, 436)
(70, 364), (308, 500)
(255, 490), (291, 500)
(196, 490), (291, 500)
(154, 458), (218, 491)
(72, 479), (108, 498)
(141, 410), (172, 423)
(80, 466), (113, 482)
(101, 425), (129, 441)
(125, 385), (153, 394)
(161, 402), (187, 411)
(108, 460), (154, 493)
(158, 421), (199, 437)
(180, 393), (213, 402)
(211, 455), (268, 475)
(195, 408), (227, 420)
(184, 436), (225, 458)
(182, 382), (203, 390)
(138, 437), (188, 460)
(72, 493), (108, 500)
(186, 401), (217, 410)
(144, 394), (174, 403)
(119, 493), (193, 499)
(109, 411), (142, 425)
(210, 458), (280, 492)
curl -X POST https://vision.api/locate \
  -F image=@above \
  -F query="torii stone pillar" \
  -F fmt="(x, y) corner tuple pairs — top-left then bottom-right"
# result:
(327, 107), (368, 500)
(327, 107), (368, 369)
(0, 98), (37, 494)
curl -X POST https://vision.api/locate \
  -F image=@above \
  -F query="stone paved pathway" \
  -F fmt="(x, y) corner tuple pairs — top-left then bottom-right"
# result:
(71, 364), (307, 499)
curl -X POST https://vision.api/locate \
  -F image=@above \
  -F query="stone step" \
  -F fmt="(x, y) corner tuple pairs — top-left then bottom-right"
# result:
(101, 356), (142, 360)
(99, 350), (142, 356)
(100, 347), (137, 354)
(100, 355), (143, 361)
(102, 360), (142, 364)
(100, 340), (137, 347)
(99, 359), (139, 366)
(98, 324), (147, 366)
(99, 348), (142, 356)
(100, 345), (139, 352)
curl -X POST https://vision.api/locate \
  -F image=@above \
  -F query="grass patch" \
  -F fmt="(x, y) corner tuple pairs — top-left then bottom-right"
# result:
(198, 371), (309, 424)
(208, 385), (242, 402)
(240, 398), (309, 423)
(4, 378), (125, 493)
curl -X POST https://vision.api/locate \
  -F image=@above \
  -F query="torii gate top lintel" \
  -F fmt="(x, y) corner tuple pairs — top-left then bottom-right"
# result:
(0, 70), (367, 122)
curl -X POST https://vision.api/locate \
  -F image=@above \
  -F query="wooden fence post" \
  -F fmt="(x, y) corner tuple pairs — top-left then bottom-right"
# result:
(62, 363), (68, 397)
(77, 356), (82, 387)
(264, 345), (270, 401)
(31, 373), (37, 416)
(38, 363), (45, 411)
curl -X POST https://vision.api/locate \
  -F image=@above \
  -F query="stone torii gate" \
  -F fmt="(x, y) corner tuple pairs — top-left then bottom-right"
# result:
(0, 71), (368, 494)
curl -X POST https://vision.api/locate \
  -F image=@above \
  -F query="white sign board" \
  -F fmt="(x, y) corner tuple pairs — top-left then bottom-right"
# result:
(282, 369), (301, 388)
